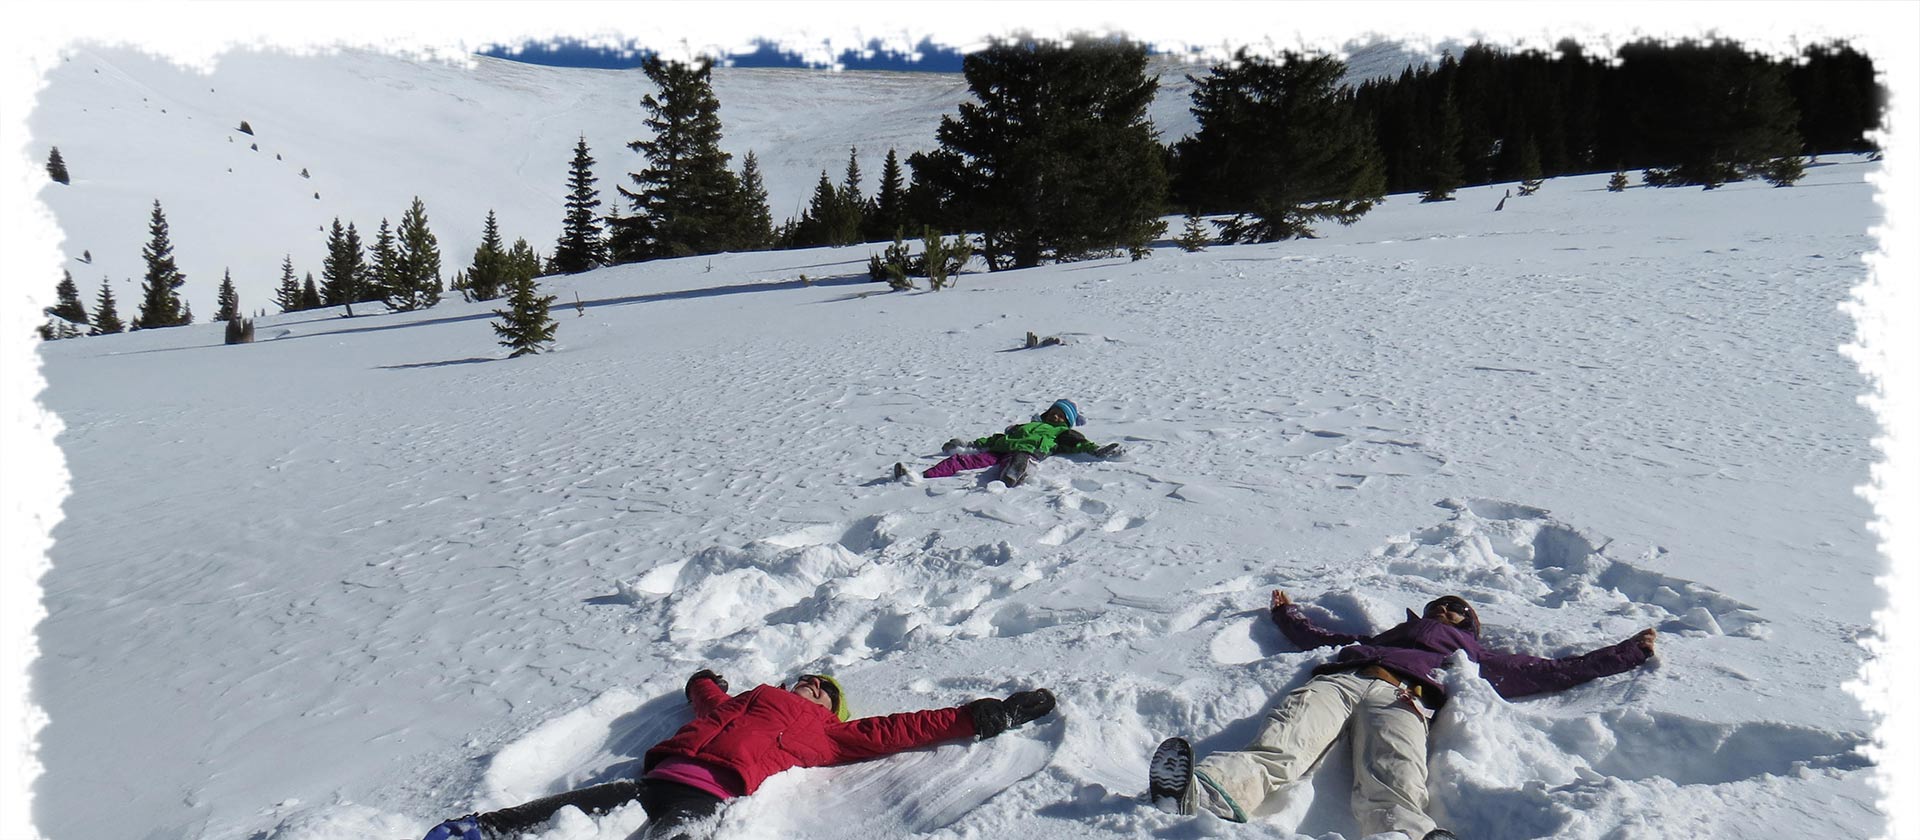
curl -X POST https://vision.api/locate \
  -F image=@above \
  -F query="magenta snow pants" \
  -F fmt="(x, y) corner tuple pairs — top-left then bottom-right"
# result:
(923, 451), (1007, 478)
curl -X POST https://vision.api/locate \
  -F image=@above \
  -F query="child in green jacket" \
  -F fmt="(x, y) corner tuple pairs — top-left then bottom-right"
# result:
(895, 399), (1123, 487)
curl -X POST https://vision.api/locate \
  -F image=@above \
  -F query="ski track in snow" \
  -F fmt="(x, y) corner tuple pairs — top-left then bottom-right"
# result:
(28, 47), (1884, 840)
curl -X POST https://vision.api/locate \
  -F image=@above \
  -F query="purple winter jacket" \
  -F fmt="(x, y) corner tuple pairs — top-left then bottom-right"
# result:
(1272, 603), (1649, 708)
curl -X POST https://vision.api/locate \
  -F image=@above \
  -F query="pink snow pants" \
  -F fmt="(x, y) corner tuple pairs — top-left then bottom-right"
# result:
(923, 451), (1007, 478)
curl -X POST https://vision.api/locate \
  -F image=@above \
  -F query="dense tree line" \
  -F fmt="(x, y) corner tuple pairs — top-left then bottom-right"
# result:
(1340, 39), (1881, 197)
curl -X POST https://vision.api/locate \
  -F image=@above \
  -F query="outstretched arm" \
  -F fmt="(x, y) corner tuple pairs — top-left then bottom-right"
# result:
(1269, 590), (1364, 650)
(1477, 629), (1655, 699)
(823, 706), (974, 764)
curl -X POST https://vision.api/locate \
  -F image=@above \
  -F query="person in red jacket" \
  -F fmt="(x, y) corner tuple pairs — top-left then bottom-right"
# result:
(423, 671), (1056, 840)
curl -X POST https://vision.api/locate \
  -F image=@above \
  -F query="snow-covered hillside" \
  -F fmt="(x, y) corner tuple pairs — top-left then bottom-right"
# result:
(30, 78), (1889, 839)
(18, 23), (1912, 840)
(27, 41), (1434, 327)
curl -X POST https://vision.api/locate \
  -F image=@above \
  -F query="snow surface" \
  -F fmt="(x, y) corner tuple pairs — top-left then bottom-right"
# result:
(17, 30), (1908, 840)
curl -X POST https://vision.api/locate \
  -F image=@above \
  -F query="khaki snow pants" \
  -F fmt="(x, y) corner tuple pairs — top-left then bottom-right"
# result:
(1192, 671), (1438, 838)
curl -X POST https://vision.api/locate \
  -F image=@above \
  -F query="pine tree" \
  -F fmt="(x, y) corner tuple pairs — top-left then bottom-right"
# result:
(321, 218), (366, 306)
(919, 36), (1169, 270)
(466, 209), (509, 301)
(274, 255), (302, 312)
(1622, 39), (1802, 189)
(550, 136), (606, 274)
(834, 146), (866, 243)
(1174, 213), (1211, 252)
(214, 269), (239, 321)
(90, 277), (124, 335)
(1607, 169), (1630, 192)
(365, 219), (396, 305)
(1515, 136), (1545, 195)
(788, 170), (843, 248)
(300, 272), (322, 310)
(1758, 154), (1806, 187)
(47, 147), (70, 185)
(609, 56), (749, 262)
(1418, 63), (1465, 202)
(1174, 50), (1386, 242)
(491, 257), (557, 358)
(866, 148), (908, 240)
(134, 199), (189, 328)
(387, 196), (443, 311)
(48, 269), (88, 325)
(733, 151), (774, 250)
(506, 237), (542, 284)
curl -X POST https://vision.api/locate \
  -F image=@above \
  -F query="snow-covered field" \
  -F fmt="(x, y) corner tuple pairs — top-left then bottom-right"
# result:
(14, 24), (1913, 840)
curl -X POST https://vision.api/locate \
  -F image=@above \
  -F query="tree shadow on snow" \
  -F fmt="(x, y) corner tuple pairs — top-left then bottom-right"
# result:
(377, 356), (497, 370)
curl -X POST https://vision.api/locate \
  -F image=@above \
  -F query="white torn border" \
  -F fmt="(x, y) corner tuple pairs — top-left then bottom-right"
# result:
(0, 3), (1911, 840)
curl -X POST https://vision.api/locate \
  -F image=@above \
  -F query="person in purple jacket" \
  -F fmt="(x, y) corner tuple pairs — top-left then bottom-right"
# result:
(1149, 590), (1656, 840)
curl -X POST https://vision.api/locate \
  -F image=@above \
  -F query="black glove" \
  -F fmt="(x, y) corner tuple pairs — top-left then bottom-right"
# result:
(687, 669), (728, 699)
(1094, 443), (1124, 459)
(968, 688), (1056, 739)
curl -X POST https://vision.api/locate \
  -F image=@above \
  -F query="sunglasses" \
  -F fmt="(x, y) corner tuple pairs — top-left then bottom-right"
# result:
(794, 675), (839, 707)
(1431, 600), (1471, 616)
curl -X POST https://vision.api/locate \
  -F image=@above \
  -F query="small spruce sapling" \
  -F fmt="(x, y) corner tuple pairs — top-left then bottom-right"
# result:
(491, 270), (557, 358)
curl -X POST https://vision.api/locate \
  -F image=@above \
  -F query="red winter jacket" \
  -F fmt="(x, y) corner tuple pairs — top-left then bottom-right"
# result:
(643, 680), (976, 795)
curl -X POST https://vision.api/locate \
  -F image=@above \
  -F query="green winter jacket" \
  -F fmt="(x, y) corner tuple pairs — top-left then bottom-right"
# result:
(973, 421), (1101, 456)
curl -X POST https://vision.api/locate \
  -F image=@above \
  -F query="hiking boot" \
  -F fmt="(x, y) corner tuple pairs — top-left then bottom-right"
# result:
(1148, 737), (1195, 815)
(1000, 451), (1035, 486)
(893, 462), (909, 480)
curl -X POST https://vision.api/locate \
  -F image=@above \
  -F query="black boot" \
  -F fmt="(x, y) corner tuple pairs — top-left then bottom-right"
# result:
(999, 451), (1035, 486)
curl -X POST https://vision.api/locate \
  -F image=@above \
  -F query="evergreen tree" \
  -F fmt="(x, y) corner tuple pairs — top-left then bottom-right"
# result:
(866, 148), (908, 241)
(214, 269), (239, 321)
(48, 269), (88, 325)
(786, 170), (845, 247)
(321, 218), (366, 306)
(274, 255), (302, 313)
(47, 147), (69, 184)
(609, 56), (749, 261)
(134, 199), (189, 329)
(550, 135), (606, 274)
(90, 277), (124, 335)
(834, 146), (866, 243)
(1417, 63), (1465, 202)
(1174, 213), (1211, 252)
(1515, 135), (1544, 195)
(387, 196), (443, 311)
(466, 209), (509, 301)
(300, 272), (322, 310)
(491, 256), (557, 358)
(733, 151), (774, 250)
(919, 36), (1169, 270)
(506, 237), (542, 285)
(1620, 39), (1801, 189)
(1788, 43), (1882, 155)
(365, 219), (396, 305)
(1608, 169), (1630, 192)
(1173, 50), (1386, 242)
(1758, 154), (1806, 187)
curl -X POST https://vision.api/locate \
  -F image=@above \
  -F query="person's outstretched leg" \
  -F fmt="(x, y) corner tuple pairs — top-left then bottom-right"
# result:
(627, 779), (726, 840)
(1348, 684), (1438, 838)
(999, 451), (1036, 486)
(923, 451), (1005, 479)
(1189, 672), (1368, 820)
(476, 779), (643, 836)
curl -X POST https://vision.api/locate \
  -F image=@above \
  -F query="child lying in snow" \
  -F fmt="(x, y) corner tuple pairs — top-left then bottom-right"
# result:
(1149, 590), (1656, 840)
(894, 398), (1123, 487)
(423, 672), (1054, 840)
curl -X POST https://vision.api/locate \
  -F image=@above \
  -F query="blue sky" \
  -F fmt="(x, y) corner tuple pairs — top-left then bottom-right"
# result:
(478, 37), (967, 72)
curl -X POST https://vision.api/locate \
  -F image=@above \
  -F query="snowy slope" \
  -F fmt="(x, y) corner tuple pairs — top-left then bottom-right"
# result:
(28, 42), (1428, 326)
(32, 141), (1886, 839)
(26, 42), (1895, 840)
